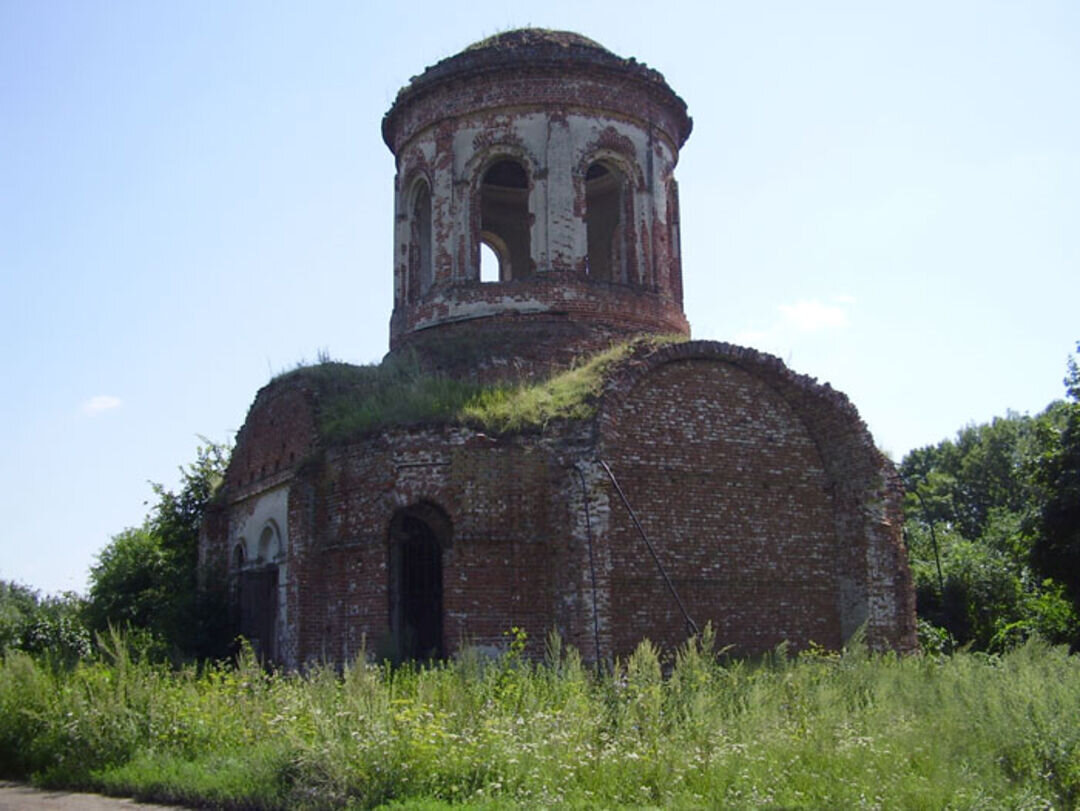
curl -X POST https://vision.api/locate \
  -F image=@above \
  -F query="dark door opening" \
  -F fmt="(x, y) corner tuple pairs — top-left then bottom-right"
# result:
(389, 504), (451, 661)
(237, 567), (278, 663)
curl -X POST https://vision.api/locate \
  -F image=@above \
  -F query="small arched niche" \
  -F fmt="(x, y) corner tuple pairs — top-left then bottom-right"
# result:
(257, 521), (282, 563)
(479, 159), (531, 281)
(233, 541), (247, 569)
(388, 501), (453, 661)
(585, 160), (628, 283)
(408, 180), (433, 300)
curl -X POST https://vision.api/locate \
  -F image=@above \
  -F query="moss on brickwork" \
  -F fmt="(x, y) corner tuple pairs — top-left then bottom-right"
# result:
(276, 335), (686, 444)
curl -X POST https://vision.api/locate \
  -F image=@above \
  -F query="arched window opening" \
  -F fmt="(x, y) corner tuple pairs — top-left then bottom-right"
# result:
(388, 502), (452, 662)
(585, 161), (627, 283)
(233, 542), (246, 569)
(408, 181), (433, 300)
(479, 159), (530, 281)
(479, 233), (506, 282)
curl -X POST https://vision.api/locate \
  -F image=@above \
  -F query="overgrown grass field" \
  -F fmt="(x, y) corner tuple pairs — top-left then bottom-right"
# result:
(2, 631), (1078, 809)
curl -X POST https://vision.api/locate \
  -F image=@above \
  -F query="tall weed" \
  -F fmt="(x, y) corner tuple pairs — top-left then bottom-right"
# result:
(1, 632), (1078, 807)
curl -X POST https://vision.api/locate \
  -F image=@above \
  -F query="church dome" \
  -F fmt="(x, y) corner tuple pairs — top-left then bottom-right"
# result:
(383, 28), (691, 152)
(464, 28), (608, 52)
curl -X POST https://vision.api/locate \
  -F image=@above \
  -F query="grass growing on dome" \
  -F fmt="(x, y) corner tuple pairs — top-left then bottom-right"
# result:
(460, 334), (686, 433)
(299, 335), (686, 442)
(311, 354), (488, 442)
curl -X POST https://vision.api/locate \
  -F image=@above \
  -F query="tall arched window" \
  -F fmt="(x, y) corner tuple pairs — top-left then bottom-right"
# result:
(479, 159), (530, 281)
(409, 181), (433, 300)
(585, 161), (628, 283)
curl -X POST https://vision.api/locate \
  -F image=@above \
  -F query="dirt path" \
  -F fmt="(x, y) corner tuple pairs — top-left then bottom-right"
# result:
(0, 782), (183, 810)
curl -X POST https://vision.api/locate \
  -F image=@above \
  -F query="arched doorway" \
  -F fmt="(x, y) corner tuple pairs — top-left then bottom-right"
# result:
(233, 520), (284, 664)
(388, 502), (452, 661)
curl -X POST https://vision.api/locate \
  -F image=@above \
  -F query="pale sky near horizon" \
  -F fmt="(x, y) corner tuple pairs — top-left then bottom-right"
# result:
(2, 1), (1078, 596)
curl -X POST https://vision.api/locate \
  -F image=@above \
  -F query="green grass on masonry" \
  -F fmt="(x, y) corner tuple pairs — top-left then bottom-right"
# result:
(283, 336), (685, 443)
(2, 629), (1079, 809)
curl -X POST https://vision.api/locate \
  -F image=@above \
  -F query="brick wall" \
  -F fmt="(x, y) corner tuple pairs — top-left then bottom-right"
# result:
(284, 425), (591, 664)
(599, 356), (840, 654)
(204, 344), (916, 667)
(392, 312), (683, 382)
(596, 341), (917, 655)
(204, 339), (916, 668)
(224, 375), (319, 497)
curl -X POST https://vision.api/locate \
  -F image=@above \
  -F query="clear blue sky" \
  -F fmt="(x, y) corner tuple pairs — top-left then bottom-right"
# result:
(2, 1), (1078, 595)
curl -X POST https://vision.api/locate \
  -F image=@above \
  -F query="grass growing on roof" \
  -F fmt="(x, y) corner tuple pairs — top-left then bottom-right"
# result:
(460, 334), (685, 432)
(293, 335), (686, 442)
(458, 362), (604, 433)
(309, 354), (488, 442)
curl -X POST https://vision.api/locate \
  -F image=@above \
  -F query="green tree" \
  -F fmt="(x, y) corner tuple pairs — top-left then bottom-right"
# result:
(900, 413), (1040, 541)
(0, 581), (90, 667)
(146, 439), (231, 658)
(1030, 343), (1080, 633)
(0, 581), (38, 653)
(84, 440), (231, 660)
(901, 379), (1080, 650)
(84, 527), (168, 633)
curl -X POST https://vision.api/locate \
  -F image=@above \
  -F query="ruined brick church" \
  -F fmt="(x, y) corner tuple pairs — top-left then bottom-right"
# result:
(200, 30), (916, 667)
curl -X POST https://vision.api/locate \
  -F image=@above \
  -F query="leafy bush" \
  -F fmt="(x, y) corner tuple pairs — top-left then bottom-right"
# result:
(0, 581), (90, 668)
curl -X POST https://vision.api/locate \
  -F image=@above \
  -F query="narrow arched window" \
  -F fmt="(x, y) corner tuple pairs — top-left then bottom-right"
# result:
(585, 161), (627, 283)
(666, 177), (683, 304)
(479, 159), (530, 281)
(408, 181), (433, 300)
(234, 542), (246, 568)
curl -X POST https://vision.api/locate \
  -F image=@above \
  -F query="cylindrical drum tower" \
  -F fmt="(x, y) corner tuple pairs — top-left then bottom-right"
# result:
(382, 29), (693, 379)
